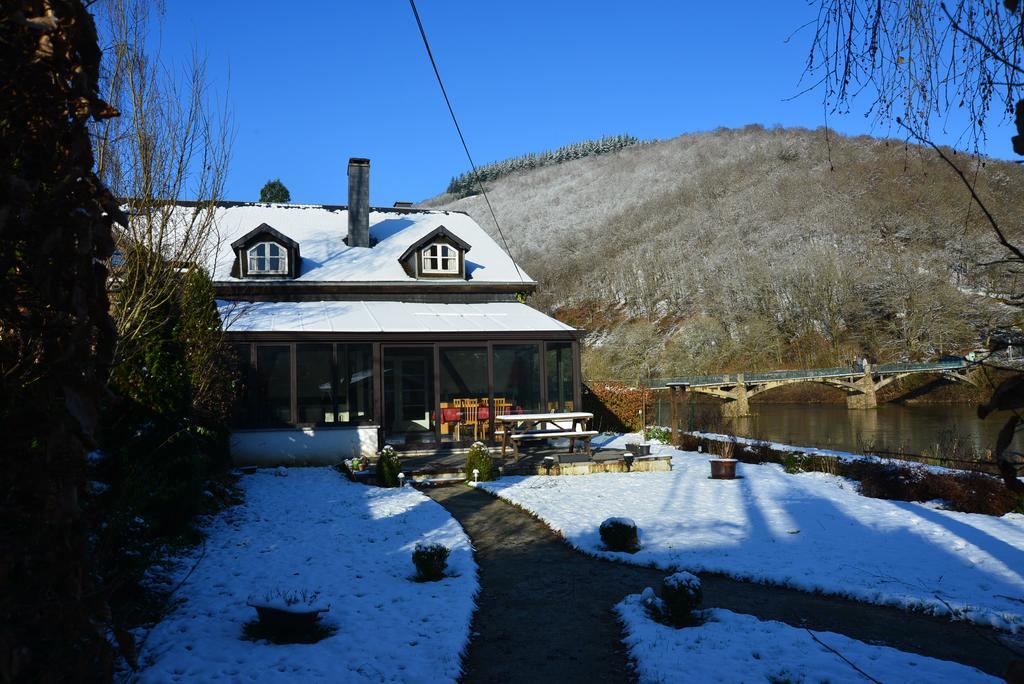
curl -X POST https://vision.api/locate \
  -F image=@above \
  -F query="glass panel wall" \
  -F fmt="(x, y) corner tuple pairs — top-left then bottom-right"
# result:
(296, 344), (334, 424)
(234, 343), (375, 428)
(255, 345), (291, 426)
(229, 343), (253, 427)
(493, 344), (541, 415)
(546, 342), (574, 412)
(439, 347), (489, 445)
(382, 347), (435, 445)
(340, 344), (374, 423)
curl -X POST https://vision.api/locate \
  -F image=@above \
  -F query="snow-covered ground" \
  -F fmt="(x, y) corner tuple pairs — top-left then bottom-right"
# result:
(617, 597), (999, 683)
(478, 441), (1024, 631)
(134, 468), (477, 682)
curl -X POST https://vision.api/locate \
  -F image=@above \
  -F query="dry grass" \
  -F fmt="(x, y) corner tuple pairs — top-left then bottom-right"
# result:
(430, 125), (1024, 381)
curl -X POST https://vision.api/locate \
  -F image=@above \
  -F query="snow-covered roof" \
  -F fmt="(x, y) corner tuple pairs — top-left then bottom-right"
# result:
(219, 300), (575, 334)
(200, 203), (532, 285)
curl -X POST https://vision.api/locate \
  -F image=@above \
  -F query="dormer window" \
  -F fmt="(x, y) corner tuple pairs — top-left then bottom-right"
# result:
(231, 224), (300, 278)
(248, 242), (288, 274)
(398, 225), (472, 280)
(422, 243), (459, 274)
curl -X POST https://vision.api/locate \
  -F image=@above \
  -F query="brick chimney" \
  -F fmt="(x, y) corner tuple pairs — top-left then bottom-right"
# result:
(347, 157), (370, 248)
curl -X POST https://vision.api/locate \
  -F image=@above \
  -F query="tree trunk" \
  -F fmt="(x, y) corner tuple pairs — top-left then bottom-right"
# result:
(1, 2), (121, 680)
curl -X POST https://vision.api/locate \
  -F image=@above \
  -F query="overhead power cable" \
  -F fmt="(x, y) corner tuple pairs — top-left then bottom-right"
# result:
(408, 0), (525, 284)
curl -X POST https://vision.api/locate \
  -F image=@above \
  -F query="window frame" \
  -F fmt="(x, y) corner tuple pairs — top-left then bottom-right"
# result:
(420, 242), (460, 275)
(246, 240), (289, 275)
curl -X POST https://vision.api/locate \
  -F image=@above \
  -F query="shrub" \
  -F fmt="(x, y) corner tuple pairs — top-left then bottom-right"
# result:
(858, 465), (932, 502)
(582, 382), (654, 432)
(782, 452), (809, 474)
(375, 445), (401, 487)
(737, 441), (774, 464)
(661, 572), (703, 626)
(412, 543), (450, 581)
(678, 434), (700, 451)
(465, 441), (495, 482)
(644, 425), (671, 444)
(600, 517), (640, 553)
(931, 472), (1022, 516)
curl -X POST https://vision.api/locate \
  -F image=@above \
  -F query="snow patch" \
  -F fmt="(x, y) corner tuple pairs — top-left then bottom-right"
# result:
(617, 597), (998, 683)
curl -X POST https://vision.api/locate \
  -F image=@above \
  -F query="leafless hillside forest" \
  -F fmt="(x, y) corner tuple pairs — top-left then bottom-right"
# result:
(427, 126), (1024, 383)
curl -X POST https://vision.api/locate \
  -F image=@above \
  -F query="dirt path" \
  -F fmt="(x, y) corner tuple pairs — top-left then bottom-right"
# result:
(425, 485), (1018, 683)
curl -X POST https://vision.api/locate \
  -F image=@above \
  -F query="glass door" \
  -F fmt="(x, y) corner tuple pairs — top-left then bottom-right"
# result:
(382, 347), (436, 447)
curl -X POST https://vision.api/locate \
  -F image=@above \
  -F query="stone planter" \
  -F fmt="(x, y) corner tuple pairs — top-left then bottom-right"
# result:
(709, 458), (738, 479)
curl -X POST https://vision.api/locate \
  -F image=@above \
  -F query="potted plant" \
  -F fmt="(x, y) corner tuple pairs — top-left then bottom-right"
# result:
(247, 589), (330, 634)
(709, 440), (738, 479)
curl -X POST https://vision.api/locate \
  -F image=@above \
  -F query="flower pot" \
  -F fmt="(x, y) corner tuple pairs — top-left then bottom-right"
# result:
(709, 458), (738, 479)
(626, 443), (652, 456)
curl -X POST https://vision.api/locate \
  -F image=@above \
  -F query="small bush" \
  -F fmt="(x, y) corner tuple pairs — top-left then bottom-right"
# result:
(412, 543), (450, 581)
(737, 442), (774, 464)
(661, 571), (703, 626)
(375, 445), (401, 488)
(931, 472), (1022, 516)
(465, 442), (495, 482)
(678, 434), (700, 451)
(644, 425), (671, 444)
(858, 465), (932, 502)
(600, 517), (640, 553)
(782, 452), (810, 474)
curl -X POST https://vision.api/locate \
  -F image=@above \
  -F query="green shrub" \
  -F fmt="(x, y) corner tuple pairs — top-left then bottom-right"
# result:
(644, 425), (671, 444)
(412, 543), (450, 581)
(600, 517), (640, 553)
(465, 441), (495, 482)
(375, 445), (401, 488)
(661, 571), (703, 626)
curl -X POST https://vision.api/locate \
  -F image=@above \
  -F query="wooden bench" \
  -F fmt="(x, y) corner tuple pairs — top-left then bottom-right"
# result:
(509, 430), (599, 459)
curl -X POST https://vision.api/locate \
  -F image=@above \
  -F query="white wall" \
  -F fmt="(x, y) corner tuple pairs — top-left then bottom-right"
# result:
(230, 426), (379, 466)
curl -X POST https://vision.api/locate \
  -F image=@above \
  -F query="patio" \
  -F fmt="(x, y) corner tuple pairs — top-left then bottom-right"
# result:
(394, 443), (672, 484)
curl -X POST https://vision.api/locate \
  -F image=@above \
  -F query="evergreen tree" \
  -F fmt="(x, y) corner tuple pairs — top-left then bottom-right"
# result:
(259, 178), (291, 203)
(445, 134), (642, 198)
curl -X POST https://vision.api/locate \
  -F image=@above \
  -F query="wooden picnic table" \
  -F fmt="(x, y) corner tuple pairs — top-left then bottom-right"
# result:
(495, 411), (596, 460)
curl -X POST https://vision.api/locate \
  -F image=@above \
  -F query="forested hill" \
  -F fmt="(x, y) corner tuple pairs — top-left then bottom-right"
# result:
(424, 125), (1024, 381)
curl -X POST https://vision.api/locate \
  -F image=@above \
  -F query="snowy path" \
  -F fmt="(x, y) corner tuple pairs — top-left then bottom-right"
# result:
(134, 469), (477, 683)
(428, 485), (1014, 680)
(478, 446), (1024, 632)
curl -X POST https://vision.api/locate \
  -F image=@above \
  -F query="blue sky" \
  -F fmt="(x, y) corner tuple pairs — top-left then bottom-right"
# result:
(149, 1), (1018, 205)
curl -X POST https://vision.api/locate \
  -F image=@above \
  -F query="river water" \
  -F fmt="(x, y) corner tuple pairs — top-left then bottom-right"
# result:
(660, 401), (1019, 458)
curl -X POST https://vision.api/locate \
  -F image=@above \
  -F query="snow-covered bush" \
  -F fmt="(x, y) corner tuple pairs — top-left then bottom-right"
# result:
(375, 445), (401, 488)
(661, 572), (702, 626)
(412, 542), (450, 581)
(600, 517), (640, 553)
(464, 442), (495, 482)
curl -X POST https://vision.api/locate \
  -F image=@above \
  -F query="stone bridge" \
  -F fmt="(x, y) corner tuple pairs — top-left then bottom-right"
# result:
(651, 360), (978, 417)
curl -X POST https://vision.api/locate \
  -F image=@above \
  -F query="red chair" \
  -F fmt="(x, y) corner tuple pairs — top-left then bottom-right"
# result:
(441, 406), (462, 440)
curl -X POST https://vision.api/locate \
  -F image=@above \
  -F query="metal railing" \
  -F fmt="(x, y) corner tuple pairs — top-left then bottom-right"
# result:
(649, 359), (967, 389)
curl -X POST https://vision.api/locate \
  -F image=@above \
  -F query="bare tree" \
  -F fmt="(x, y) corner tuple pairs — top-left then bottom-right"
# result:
(805, 0), (1024, 491)
(92, 0), (232, 362)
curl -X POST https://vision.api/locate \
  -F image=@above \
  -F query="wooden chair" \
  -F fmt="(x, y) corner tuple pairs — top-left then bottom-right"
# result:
(453, 398), (479, 441)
